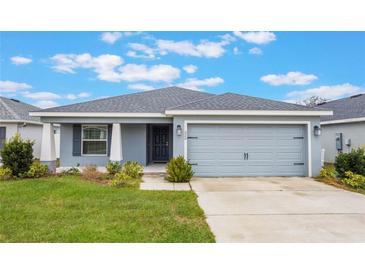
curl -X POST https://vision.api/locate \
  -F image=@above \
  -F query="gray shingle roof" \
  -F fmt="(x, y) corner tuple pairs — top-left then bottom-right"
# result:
(168, 92), (322, 111)
(0, 96), (41, 122)
(37, 87), (213, 113)
(36, 87), (325, 115)
(319, 93), (365, 121)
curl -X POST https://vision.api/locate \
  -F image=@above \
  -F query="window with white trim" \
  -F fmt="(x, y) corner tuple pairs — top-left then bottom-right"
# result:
(82, 125), (107, 155)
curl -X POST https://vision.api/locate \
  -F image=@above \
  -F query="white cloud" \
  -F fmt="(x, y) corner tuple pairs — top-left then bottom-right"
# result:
(126, 43), (156, 59)
(100, 31), (142, 44)
(178, 77), (224, 90)
(0, 80), (32, 92)
(100, 32), (122, 44)
(78, 92), (91, 98)
(183, 65), (198, 74)
(287, 83), (364, 101)
(249, 47), (263, 55)
(234, 31), (276, 45)
(260, 71), (318, 86)
(35, 100), (59, 109)
(11, 56), (32, 65)
(233, 47), (241, 55)
(50, 53), (124, 82)
(22, 91), (61, 100)
(128, 83), (155, 91)
(118, 64), (180, 82)
(66, 92), (91, 100)
(157, 39), (228, 58)
(51, 53), (179, 83)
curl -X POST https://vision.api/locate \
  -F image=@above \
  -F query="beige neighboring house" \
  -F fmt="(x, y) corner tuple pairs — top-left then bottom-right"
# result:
(0, 96), (60, 161)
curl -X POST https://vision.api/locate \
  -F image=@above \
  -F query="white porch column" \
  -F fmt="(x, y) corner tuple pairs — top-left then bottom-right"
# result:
(40, 123), (56, 172)
(109, 123), (123, 162)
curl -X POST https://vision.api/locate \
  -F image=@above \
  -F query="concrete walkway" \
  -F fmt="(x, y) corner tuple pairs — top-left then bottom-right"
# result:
(140, 175), (191, 191)
(190, 177), (365, 242)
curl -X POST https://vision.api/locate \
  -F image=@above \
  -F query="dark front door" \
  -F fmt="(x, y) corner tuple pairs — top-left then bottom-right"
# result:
(152, 126), (169, 162)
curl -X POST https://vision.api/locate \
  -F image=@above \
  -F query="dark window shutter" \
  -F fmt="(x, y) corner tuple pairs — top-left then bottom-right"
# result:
(72, 124), (81, 156)
(107, 124), (112, 156)
(0, 127), (6, 150)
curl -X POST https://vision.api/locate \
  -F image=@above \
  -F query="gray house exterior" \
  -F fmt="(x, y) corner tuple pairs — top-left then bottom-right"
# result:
(319, 94), (365, 163)
(31, 87), (332, 177)
(0, 96), (60, 160)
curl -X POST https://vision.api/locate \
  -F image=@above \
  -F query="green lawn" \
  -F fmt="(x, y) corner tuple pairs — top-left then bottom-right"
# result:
(0, 176), (215, 243)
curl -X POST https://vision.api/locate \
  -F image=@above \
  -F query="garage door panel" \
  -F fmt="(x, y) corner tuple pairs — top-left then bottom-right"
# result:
(187, 124), (307, 177)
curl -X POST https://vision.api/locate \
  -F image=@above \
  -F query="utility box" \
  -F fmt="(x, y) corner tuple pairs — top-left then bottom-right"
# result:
(336, 133), (343, 151)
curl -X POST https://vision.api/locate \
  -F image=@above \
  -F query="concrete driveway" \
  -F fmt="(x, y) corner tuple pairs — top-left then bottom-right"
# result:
(190, 177), (365, 242)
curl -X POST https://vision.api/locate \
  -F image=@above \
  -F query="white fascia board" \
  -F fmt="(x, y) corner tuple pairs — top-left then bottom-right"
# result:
(165, 110), (333, 116)
(0, 119), (43, 125)
(321, 117), (365, 125)
(30, 112), (166, 118)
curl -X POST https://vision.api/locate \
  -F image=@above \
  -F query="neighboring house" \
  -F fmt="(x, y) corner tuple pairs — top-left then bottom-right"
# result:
(0, 96), (60, 160)
(31, 87), (332, 177)
(319, 94), (365, 163)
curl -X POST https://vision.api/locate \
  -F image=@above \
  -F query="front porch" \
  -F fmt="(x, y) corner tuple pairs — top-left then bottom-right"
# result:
(40, 122), (174, 171)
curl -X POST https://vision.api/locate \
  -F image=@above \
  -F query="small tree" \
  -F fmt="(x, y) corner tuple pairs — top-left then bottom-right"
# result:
(298, 96), (327, 107)
(0, 133), (34, 177)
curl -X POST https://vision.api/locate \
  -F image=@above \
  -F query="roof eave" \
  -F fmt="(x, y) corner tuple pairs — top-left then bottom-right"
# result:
(321, 117), (365, 125)
(30, 112), (167, 118)
(165, 110), (333, 116)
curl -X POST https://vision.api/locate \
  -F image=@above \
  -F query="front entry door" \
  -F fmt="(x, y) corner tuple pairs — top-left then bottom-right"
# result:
(152, 126), (170, 162)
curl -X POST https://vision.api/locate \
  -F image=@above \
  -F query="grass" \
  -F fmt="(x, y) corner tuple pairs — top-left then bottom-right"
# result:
(0, 176), (215, 243)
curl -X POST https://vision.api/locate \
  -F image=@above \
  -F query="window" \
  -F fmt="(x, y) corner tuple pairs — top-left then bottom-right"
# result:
(0, 127), (6, 150)
(82, 125), (107, 155)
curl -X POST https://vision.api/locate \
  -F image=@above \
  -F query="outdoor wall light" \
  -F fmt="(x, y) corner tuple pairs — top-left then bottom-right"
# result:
(176, 125), (182, 136)
(314, 125), (321, 136)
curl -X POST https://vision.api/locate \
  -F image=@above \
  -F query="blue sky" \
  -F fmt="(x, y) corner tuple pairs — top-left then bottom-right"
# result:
(0, 31), (364, 108)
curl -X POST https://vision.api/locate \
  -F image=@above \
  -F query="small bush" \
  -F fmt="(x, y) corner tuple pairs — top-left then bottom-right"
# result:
(0, 166), (12, 181)
(82, 165), (103, 181)
(165, 156), (194, 182)
(110, 172), (133, 187)
(335, 148), (365, 178)
(62, 167), (81, 176)
(319, 165), (337, 178)
(106, 161), (122, 175)
(122, 161), (143, 179)
(26, 161), (49, 178)
(0, 133), (34, 177)
(341, 171), (365, 189)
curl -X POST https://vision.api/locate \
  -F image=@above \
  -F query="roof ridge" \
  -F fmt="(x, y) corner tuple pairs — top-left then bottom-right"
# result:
(320, 93), (365, 105)
(166, 93), (218, 109)
(0, 97), (20, 120)
(37, 86), (213, 112)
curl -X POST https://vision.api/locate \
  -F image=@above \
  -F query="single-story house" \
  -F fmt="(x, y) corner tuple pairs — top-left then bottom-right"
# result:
(319, 93), (365, 163)
(31, 87), (332, 177)
(0, 96), (60, 160)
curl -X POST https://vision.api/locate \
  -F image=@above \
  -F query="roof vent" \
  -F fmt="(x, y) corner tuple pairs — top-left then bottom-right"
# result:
(350, 94), (363, 99)
(10, 98), (20, 103)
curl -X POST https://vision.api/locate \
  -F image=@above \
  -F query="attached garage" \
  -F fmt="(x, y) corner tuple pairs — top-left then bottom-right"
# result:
(187, 124), (307, 177)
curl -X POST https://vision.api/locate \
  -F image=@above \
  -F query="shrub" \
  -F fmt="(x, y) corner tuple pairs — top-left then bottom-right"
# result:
(106, 161), (122, 175)
(82, 165), (103, 181)
(110, 172), (132, 187)
(0, 166), (12, 181)
(122, 161), (143, 179)
(0, 133), (34, 177)
(26, 161), (49, 178)
(165, 156), (194, 182)
(341, 171), (365, 189)
(62, 167), (81, 176)
(319, 165), (337, 178)
(335, 148), (365, 178)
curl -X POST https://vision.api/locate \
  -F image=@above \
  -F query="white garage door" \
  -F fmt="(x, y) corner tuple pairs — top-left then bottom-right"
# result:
(187, 124), (307, 177)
